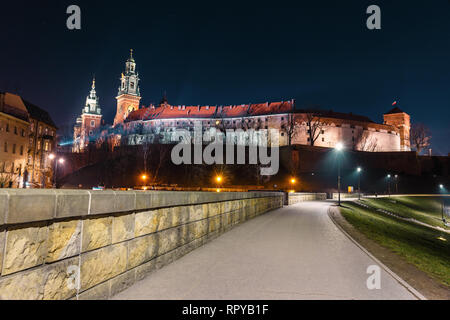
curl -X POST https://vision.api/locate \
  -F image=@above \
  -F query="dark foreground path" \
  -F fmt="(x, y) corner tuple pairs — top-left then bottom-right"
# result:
(112, 202), (418, 300)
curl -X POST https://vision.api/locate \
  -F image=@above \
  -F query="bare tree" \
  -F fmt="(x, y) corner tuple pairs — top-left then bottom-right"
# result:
(354, 130), (379, 152)
(282, 114), (301, 146)
(141, 135), (151, 174)
(302, 112), (327, 146)
(410, 123), (431, 154)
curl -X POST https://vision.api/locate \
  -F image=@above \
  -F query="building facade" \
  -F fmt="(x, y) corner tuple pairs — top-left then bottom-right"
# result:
(0, 92), (57, 188)
(23, 99), (58, 187)
(73, 51), (411, 154)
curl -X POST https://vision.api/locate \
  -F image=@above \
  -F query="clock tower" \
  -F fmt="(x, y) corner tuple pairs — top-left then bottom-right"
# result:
(114, 49), (142, 126)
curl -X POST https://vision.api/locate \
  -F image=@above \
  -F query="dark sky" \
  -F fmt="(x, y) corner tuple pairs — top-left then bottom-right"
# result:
(1, 0), (449, 154)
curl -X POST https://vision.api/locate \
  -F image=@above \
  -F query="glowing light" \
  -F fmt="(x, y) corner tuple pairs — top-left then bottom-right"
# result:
(290, 178), (296, 184)
(440, 184), (444, 189)
(216, 176), (222, 183)
(437, 236), (447, 242)
(215, 120), (220, 125)
(335, 142), (344, 151)
(58, 158), (65, 164)
(49, 154), (55, 160)
(141, 175), (147, 180)
(357, 167), (362, 172)
(216, 188), (221, 193)
(387, 174), (391, 178)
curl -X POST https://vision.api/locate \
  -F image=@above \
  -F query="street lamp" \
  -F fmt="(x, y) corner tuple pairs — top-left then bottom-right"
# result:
(357, 167), (362, 200)
(51, 155), (64, 188)
(439, 184), (447, 224)
(387, 174), (391, 197)
(394, 174), (399, 194)
(335, 142), (344, 206)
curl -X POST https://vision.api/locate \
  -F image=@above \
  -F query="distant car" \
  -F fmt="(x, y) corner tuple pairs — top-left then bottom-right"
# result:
(92, 186), (105, 190)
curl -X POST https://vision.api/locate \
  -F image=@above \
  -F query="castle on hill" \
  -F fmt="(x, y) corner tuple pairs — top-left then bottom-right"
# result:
(72, 50), (411, 153)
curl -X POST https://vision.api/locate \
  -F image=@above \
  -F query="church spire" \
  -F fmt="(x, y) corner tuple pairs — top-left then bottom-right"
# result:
(92, 75), (96, 89)
(118, 50), (140, 96)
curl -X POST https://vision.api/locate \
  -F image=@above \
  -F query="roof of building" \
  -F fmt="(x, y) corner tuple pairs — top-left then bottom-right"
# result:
(21, 98), (58, 128)
(0, 92), (30, 122)
(384, 106), (405, 115)
(125, 100), (295, 122)
(305, 110), (375, 123)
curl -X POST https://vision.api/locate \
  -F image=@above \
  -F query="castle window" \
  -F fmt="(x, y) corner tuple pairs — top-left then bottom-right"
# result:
(21, 129), (25, 137)
(130, 82), (135, 89)
(20, 145), (24, 155)
(91, 120), (95, 127)
(6, 124), (9, 132)
(281, 117), (284, 121)
(14, 126), (17, 135)
(322, 137), (325, 142)
(4, 142), (7, 152)
(321, 130), (324, 134)
(12, 144), (16, 154)
(89, 130), (93, 136)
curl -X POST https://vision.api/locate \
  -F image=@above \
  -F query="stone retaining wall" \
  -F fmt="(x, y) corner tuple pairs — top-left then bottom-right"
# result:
(0, 190), (283, 300)
(287, 192), (327, 205)
(332, 193), (364, 200)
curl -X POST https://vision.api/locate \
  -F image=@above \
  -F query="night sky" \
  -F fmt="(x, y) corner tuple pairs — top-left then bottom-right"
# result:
(1, 0), (449, 154)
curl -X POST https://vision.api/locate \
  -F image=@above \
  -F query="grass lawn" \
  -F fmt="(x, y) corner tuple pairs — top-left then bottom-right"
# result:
(340, 202), (450, 287)
(360, 196), (449, 230)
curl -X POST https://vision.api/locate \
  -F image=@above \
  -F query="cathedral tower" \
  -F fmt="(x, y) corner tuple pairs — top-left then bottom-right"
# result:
(114, 49), (142, 126)
(73, 76), (103, 152)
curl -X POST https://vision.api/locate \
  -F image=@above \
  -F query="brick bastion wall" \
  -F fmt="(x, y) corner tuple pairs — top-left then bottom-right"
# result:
(0, 190), (283, 300)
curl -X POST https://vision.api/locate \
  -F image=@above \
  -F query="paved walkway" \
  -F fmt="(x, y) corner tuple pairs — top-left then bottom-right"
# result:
(112, 202), (417, 300)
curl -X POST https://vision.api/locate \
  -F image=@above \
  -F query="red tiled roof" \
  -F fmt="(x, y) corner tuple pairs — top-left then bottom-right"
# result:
(125, 100), (295, 122)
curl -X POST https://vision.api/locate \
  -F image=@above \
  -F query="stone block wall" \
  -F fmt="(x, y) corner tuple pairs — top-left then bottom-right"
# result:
(287, 192), (327, 205)
(0, 190), (283, 300)
(332, 192), (364, 200)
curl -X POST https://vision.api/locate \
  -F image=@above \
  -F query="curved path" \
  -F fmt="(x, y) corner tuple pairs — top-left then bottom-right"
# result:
(112, 201), (417, 300)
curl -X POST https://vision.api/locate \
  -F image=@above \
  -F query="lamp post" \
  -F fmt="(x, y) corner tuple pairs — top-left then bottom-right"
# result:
(215, 175), (223, 189)
(440, 184), (446, 224)
(387, 174), (391, 197)
(394, 174), (398, 194)
(50, 154), (64, 188)
(335, 142), (344, 206)
(357, 167), (362, 200)
(141, 174), (148, 187)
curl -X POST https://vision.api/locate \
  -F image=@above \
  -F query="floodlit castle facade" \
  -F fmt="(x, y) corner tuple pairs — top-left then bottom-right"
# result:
(73, 51), (411, 153)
